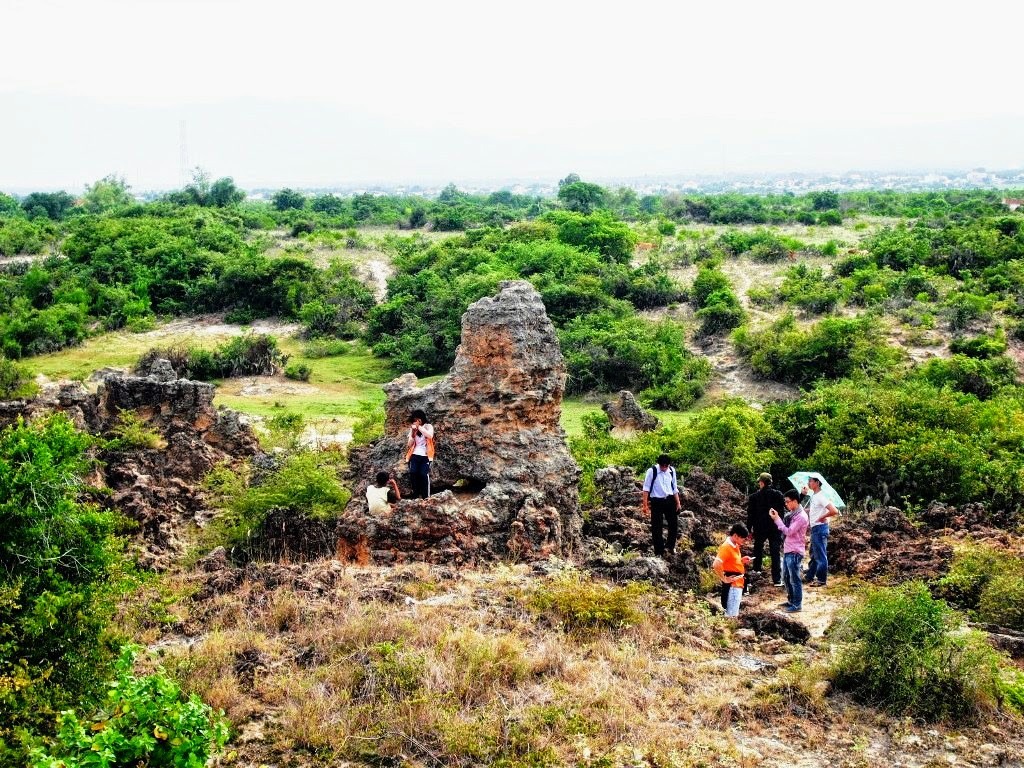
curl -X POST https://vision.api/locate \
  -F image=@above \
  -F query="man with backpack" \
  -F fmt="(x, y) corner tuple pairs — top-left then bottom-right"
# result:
(641, 454), (682, 557)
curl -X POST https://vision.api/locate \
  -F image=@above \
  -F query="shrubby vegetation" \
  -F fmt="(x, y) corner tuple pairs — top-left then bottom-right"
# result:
(27, 647), (228, 768)
(136, 334), (287, 380)
(830, 582), (1005, 722)
(0, 415), (123, 757)
(734, 314), (901, 385)
(934, 542), (1024, 630)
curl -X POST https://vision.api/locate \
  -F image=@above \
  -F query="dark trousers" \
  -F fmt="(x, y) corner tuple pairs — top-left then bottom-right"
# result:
(751, 529), (782, 583)
(408, 454), (431, 499)
(650, 497), (678, 556)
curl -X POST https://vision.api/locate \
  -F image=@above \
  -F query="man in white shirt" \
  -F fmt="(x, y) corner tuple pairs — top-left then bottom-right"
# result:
(641, 453), (682, 557)
(803, 476), (840, 586)
(366, 471), (401, 513)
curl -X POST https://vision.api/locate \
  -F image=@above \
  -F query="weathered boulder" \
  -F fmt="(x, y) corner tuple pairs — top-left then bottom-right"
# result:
(602, 390), (659, 436)
(340, 281), (581, 564)
(0, 364), (260, 569)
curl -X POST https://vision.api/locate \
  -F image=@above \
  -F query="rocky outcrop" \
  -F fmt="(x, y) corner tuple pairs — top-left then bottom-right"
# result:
(340, 281), (581, 564)
(602, 390), (659, 436)
(0, 364), (259, 569)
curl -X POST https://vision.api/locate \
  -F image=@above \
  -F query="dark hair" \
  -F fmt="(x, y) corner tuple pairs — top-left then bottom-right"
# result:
(728, 522), (749, 538)
(784, 489), (800, 502)
(657, 453), (671, 466)
(375, 471), (390, 486)
(410, 409), (427, 423)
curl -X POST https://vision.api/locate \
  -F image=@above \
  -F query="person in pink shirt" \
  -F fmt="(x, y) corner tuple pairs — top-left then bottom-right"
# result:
(769, 490), (809, 613)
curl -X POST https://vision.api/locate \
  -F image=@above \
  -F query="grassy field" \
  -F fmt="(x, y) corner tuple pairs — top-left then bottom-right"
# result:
(23, 324), (654, 437)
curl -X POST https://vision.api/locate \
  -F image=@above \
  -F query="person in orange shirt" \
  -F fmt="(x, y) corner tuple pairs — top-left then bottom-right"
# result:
(713, 523), (752, 617)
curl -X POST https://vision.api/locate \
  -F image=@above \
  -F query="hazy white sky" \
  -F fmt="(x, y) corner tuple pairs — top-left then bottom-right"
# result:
(4, 0), (1023, 191)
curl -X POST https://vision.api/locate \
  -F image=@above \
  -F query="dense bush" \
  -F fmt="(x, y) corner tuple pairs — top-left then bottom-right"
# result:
(915, 354), (1018, 399)
(765, 378), (1024, 510)
(690, 263), (744, 336)
(0, 355), (38, 399)
(284, 361), (312, 381)
(734, 314), (901, 385)
(203, 452), (350, 561)
(137, 334), (287, 380)
(830, 582), (1004, 722)
(559, 309), (711, 409)
(778, 263), (840, 315)
(0, 415), (123, 748)
(935, 542), (1024, 631)
(28, 646), (229, 768)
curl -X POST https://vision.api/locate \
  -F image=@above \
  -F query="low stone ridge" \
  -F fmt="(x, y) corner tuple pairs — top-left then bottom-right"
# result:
(340, 281), (581, 564)
(0, 362), (259, 570)
(602, 390), (659, 436)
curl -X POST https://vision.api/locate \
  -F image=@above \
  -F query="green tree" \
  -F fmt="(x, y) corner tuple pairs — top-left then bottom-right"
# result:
(0, 192), (19, 216)
(81, 175), (133, 213)
(810, 190), (840, 211)
(557, 181), (607, 214)
(21, 191), (76, 221)
(272, 188), (306, 211)
(311, 193), (345, 215)
(208, 177), (245, 207)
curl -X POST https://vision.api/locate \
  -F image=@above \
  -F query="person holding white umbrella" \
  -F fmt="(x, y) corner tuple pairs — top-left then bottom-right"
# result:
(803, 476), (841, 586)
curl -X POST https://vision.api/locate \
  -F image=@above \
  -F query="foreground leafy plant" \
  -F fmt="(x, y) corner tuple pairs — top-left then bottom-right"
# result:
(28, 646), (229, 768)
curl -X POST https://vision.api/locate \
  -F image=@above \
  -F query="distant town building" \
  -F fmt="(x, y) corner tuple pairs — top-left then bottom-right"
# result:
(1002, 197), (1024, 211)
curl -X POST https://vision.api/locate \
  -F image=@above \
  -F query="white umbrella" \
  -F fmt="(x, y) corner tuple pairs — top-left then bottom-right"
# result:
(787, 471), (847, 509)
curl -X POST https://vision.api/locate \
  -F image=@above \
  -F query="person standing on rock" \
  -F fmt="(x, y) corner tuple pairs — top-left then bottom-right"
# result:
(405, 409), (435, 499)
(641, 454), (682, 557)
(769, 490), (809, 613)
(746, 472), (787, 587)
(803, 476), (840, 586)
(366, 471), (401, 513)
(713, 523), (752, 617)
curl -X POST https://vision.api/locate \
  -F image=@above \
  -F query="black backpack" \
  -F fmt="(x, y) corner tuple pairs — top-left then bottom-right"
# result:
(644, 465), (677, 495)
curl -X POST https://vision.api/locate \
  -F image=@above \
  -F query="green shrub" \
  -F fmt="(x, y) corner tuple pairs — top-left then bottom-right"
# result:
(696, 289), (745, 336)
(949, 330), (1008, 359)
(830, 582), (1003, 722)
(351, 401), (386, 446)
(137, 334), (287, 380)
(560, 310), (711, 408)
(916, 354), (1018, 399)
(0, 355), (38, 399)
(978, 572), (1024, 631)
(778, 263), (840, 315)
(734, 314), (901, 385)
(0, 415), (123, 746)
(527, 572), (648, 633)
(204, 451), (349, 560)
(104, 411), (164, 452)
(28, 646), (229, 768)
(933, 542), (1005, 608)
(284, 362), (311, 382)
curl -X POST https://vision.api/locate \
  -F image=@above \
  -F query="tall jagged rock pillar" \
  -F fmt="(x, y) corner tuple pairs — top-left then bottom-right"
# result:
(340, 281), (582, 564)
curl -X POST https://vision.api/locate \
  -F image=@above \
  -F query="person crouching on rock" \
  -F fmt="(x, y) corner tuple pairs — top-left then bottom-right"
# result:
(366, 470), (400, 513)
(713, 523), (752, 618)
(405, 409), (435, 499)
(641, 453), (682, 557)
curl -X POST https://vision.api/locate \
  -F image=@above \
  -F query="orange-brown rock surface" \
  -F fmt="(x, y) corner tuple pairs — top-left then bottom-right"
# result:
(340, 281), (581, 564)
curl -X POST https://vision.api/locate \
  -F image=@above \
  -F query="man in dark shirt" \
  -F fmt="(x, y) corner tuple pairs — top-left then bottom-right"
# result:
(746, 472), (786, 586)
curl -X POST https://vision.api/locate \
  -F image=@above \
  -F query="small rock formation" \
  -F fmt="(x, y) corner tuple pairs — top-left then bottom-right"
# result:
(0, 362), (259, 569)
(340, 281), (581, 564)
(602, 390), (659, 437)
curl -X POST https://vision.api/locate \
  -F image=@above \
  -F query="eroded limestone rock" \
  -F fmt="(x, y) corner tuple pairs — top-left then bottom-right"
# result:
(340, 281), (581, 563)
(602, 390), (659, 437)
